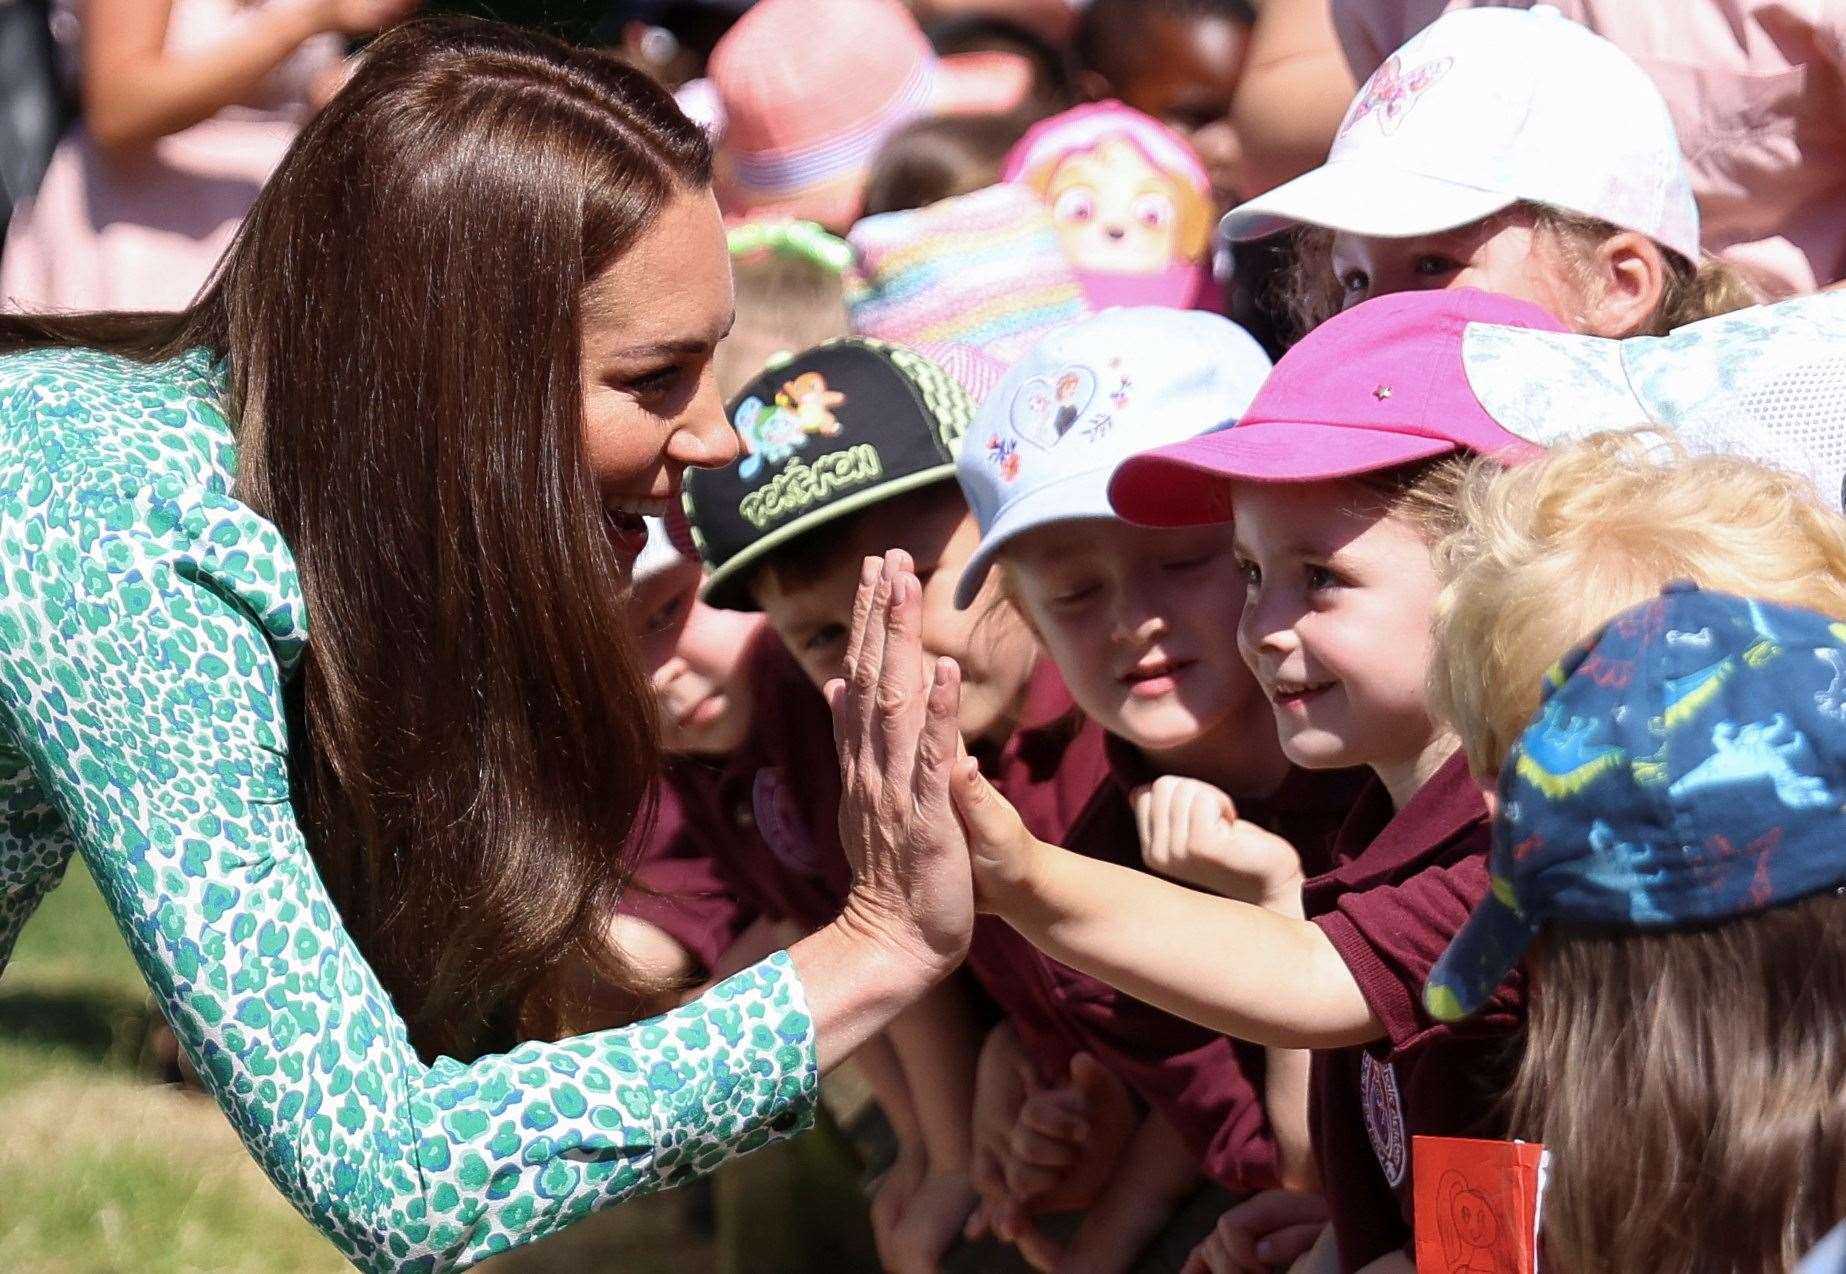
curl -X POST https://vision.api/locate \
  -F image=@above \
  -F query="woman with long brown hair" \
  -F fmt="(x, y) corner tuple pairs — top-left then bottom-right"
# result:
(0, 20), (974, 1270)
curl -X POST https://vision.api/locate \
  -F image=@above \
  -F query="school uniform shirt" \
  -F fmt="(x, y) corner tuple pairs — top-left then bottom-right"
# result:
(969, 660), (1363, 1191)
(1333, 0), (1846, 296)
(620, 632), (853, 970)
(0, 347), (818, 1272)
(1302, 752), (1527, 1271)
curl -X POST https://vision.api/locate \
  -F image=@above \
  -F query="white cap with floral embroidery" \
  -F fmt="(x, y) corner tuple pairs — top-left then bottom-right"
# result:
(952, 307), (1272, 609)
(1221, 5), (1701, 263)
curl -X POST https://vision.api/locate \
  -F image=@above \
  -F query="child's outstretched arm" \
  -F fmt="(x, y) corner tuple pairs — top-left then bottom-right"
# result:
(954, 768), (1381, 1051)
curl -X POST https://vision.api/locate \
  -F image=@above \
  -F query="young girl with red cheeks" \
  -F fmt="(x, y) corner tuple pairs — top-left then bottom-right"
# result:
(951, 308), (1369, 1271)
(936, 288), (1570, 1274)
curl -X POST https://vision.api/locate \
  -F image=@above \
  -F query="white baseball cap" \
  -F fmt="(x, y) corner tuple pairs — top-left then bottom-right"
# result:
(1462, 292), (1846, 510)
(953, 307), (1272, 609)
(1221, 6), (1702, 263)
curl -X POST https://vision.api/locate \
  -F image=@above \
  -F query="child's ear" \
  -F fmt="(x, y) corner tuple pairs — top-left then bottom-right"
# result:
(1582, 231), (1667, 338)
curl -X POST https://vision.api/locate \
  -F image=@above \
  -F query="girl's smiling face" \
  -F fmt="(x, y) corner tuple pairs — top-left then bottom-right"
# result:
(1005, 518), (1282, 789)
(629, 556), (763, 756)
(1231, 478), (1454, 806)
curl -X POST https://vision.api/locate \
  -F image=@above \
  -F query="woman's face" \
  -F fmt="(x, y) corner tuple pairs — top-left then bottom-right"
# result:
(580, 186), (739, 573)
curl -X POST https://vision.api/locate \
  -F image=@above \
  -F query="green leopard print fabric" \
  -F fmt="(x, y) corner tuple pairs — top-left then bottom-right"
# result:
(0, 346), (819, 1271)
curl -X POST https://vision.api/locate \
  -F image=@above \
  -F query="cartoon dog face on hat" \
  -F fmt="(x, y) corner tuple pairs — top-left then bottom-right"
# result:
(1003, 103), (1219, 310)
(1016, 132), (1213, 277)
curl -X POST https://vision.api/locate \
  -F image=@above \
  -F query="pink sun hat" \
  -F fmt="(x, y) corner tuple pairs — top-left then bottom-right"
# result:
(1107, 289), (1567, 526)
(709, 0), (1033, 232)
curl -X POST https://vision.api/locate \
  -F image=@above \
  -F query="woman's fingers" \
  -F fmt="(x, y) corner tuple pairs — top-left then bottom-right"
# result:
(912, 656), (962, 821)
(874, 566), (928, 782)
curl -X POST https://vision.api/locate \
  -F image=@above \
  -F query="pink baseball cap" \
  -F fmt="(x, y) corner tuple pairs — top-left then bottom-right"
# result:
(1107, 289), (1567, 526)
(710, 0), (1032, 231)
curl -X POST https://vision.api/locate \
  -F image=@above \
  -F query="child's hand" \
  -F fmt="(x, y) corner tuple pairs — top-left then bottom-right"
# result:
(951, 761), (1052, 912)
(967, 1023), (1032, 1244)
(1002, 1053), (1137, 1212)
(882, 1170), (978, 1274)
(870, 1140), (929, 1267)
(1133, 776), (1304, 909)
(1181, 1189), (1330, 1273)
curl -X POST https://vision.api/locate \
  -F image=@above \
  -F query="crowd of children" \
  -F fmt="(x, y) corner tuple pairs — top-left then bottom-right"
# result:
(597, 1), (1846, 1269)
(618, 1), (1846, 1271)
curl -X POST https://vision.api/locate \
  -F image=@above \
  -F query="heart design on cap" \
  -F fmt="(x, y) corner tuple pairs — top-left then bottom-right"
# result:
(1009, 365), (1098, 450)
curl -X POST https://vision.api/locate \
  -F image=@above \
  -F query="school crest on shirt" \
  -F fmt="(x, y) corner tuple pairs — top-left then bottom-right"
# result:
(1361, 1052), (1409, 1187)
(753, 767), (823, 875)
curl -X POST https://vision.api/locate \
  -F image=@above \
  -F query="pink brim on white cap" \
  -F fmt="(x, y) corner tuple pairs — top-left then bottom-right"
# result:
(1107, 422), (1469, 527)
(1220, 160), (1518, 244)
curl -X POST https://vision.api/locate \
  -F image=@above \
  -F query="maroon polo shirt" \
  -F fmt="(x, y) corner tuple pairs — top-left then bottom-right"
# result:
(619, 632), (852, 974)
(1302, 752), (1528, 1271)
(969, 661), (1363, 1191)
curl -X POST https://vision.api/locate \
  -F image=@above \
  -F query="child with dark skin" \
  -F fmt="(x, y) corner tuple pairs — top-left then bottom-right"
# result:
(1074, 0), (1255, 209)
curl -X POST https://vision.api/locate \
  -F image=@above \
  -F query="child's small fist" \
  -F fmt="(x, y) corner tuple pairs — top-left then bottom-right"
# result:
(1132, 776), (1304, 908)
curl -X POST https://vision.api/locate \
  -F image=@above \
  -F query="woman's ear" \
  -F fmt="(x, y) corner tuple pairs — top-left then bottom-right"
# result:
(1582, 231), (1667, 337)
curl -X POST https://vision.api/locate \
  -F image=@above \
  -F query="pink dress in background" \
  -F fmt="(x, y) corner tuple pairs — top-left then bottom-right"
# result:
(1332, 0), (1846, 297)
(0, 0), (342, 313)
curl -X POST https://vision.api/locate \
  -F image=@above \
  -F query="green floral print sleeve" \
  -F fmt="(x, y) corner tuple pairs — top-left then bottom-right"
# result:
(0, 347), (819, 1271)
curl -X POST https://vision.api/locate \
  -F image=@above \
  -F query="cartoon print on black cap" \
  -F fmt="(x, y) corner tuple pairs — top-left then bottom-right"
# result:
(734, 371), (849, 480)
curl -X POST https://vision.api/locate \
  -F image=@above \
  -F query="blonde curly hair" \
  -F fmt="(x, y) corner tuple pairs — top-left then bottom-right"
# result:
(1431, 429), (1846, 780)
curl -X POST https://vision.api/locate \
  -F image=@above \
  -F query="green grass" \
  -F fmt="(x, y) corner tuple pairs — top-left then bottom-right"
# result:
(0, 862), (713, 1273)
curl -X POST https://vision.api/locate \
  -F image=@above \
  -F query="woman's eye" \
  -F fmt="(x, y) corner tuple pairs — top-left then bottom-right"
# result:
(627, 364), (685, 395)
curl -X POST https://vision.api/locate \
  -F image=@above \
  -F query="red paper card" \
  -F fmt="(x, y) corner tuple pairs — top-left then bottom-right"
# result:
(1412, 1135), (1548, 1273)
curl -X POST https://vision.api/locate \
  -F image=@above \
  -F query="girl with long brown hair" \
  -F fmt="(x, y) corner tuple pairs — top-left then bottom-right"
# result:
(0, 19), (974, 1270)
(1428, 435), (1846, 1272)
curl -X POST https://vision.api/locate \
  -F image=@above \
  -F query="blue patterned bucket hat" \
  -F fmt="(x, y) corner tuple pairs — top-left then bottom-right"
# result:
(1426, 582), (1846, 1022)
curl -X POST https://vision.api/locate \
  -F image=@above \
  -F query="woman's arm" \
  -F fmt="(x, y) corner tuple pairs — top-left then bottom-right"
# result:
(1227, 0), (1356, 194)
(0, 387), (968, 1271)
(80, 0), (414, 152)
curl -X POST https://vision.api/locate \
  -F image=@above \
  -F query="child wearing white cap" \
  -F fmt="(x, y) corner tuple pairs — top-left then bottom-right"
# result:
(1223, 6), (1755, 339)
(952, 308), (1371, 1271)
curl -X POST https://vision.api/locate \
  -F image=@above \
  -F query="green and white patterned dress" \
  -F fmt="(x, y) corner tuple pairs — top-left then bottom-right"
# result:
(0, 346), (819, 1271)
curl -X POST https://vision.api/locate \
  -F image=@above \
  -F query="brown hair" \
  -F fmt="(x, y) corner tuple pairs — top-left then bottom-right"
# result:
(1433, 432), (1846, 779)
(1, 19), (713, 1059)
(1516, 892), (1846, 1273)
(860, 113), (1030, 217)
(712, 250), (850, 400)
(1280, 203), (1757, 343)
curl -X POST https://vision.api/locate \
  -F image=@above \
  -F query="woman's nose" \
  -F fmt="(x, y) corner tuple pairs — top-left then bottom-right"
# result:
(671, 378), (741, 470)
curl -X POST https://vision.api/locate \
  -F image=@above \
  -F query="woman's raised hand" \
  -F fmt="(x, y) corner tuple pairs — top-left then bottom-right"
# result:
(827, 551), (974, 977)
